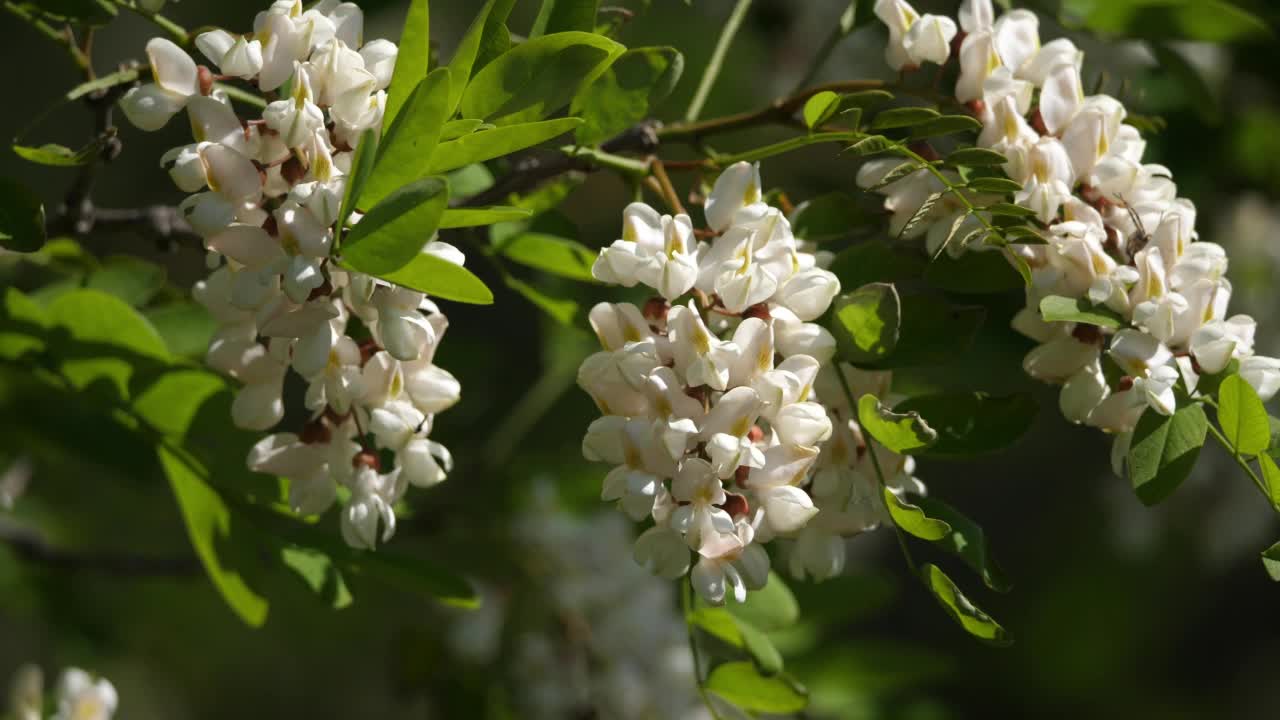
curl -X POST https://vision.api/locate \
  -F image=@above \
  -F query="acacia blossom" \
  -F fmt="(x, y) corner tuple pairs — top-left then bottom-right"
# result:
(123, 0), (462, 550)
(865, 0), (1280, 463)
(8, 665), (117, 720)
(582, 162), (926, 603)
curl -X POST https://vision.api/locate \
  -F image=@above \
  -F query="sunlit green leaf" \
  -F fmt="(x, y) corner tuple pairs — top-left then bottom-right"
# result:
(706, 662), (807, 713)
(281, 546), (354, 610)
(86, 255), (166, 307)
(882, 487), (950, 541)
(337, 128), (379, 245)
(342, 176), (449, 275)
(1039, 294), (1124, 329)
(499, 232), (597, 282)
(572, 46), (684, 145)
(13, 136), (110, 167)
(383, 0), (430, 130)
(911, 495), (1010, 592)
(832, 283), (900, 365)
(373, 251), (494, 305)
(803, 90), (841, 130)
(920, 563), (1011, 645)
(460, 32), (624, 125)
(857, 394), (937, 454)
(364, 69), (452, 206)
(439, 206), (532, 229)
(1218, 374), (1270, 456)
(728, 571), (799, 631)
(145, 302), (216, 358)
(427, 118), (583, 174)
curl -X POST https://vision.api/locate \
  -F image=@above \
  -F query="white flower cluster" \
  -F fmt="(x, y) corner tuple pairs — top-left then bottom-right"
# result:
(865, 0), (1280, 447)
(8, 665), (116, 720)
(581, 161), (861, 604)
(120, 0), (463, 549)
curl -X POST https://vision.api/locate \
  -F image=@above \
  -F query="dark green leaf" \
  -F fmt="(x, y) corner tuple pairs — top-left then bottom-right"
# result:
(925, 250), (1023, 294)
(803, 90), (842, 130)
(788, 192), (866, 242)
(427, 118), (582, 174)
(920, 563), (1011, 645)
(841, 88), (893, 110)
(86, 255), (166, 307)
(530, 0), (600, 36)
(910, 114), (983, 138)
(337, 128), (379, 245)
(1217, 374), (1270, 456)
(912, 495), (1010, 592)
(1128, 403), (1208, 505)
(459, 31), (623, 125)
(832, 283), (900, 365)
(945, 147), (1009, 167)
(0, 177), (47, 252)
(966, 176), (1024, 194)
(882, 487), (950, 540)
(364, 69), (452, 206)
(499, 232), (597, 282)
(1062, 0), (1268, 43)
(895, 392), (1038, 459)
(374, 251), (494, 305)
(342, 177), (449, 275)
(855, 293), (985, 368)
(1039, 294), (1123, 328)
(439, 206), (532, 229)
(871, 106), (941, 130)
(571, 46), (684, 145)
(706, 662), (807, 713)
(844, 135), (898, 156)
(829, 241), (924, 290)
(858, 394), (937, 454)
(383, 0), (430, 130)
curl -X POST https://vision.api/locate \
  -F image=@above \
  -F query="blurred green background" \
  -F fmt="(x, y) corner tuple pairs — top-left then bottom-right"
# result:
(2, 1), (1280, 718)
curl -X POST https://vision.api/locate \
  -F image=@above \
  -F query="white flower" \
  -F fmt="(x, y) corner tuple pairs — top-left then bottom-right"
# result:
(52, 668), (117, 720)
(902, 14), (957, 67)
(341, 464), (401, 549)
(1240, 356), (1280, 402)
(670, 458), (740, 557)
(704, 162), (763, 233)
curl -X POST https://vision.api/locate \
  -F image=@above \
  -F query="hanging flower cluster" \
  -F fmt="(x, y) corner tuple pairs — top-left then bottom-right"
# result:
(580, 161), (871, 604)
(120, 0), (463, 550)
(864, 0), (1280, 452)
(8, 665), (117, 720)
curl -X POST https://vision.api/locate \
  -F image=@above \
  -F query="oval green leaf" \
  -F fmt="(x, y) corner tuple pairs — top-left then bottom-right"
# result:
(374, 251), (494, 305)
(705, 662), (807, 713)
(427, 118), (582, 174)
(342, 176), (449, 276)
(857, 394), (937, 454)
(1218, 374), (1270, 456)
(882, 487), (951, 541)
(1127, 403), (1208, 506)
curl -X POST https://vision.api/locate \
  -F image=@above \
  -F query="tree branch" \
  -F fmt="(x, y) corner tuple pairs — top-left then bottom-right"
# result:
(0, 523), (200, 577)
(658, 79), (885, 142)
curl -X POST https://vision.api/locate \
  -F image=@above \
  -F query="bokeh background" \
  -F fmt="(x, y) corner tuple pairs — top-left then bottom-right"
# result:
(2, 0), (1280, 718)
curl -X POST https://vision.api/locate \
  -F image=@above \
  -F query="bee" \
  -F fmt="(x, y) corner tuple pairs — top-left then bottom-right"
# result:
(1118, 194), (1150, 261)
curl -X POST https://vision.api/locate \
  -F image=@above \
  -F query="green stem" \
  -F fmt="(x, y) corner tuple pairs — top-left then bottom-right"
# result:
(1205, 420), (1274, 506)
(560, 145), (650, 177)
(831, 362), (919, 572)
(684, 0), (753, 123)
(112, 0), (189, 46)
(713, 131), (859, 166)
(790, 1), (858, 93)
(213, 82), (268, 110)
(4, 1), (92, 71)
(895, 144), (1000, 238)
(682, 577), (724, 720)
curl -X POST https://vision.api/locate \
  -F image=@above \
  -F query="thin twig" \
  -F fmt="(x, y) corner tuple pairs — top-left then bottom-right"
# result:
(685, 0), (754, 123)
(661, 79), (885, 142)
(0, 523), (200, 577)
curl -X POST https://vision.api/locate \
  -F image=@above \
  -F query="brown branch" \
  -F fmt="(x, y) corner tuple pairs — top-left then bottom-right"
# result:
(656, 79), (886, 142)
(0, 523), (200, 577)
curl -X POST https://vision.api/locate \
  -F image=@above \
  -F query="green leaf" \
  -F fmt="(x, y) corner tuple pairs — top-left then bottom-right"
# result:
(690, 606), (783, 675)
(925, 250), (1023, 294)
(459, 31), (624, 125)
(706, 662), (807, 714)
(504, 275), (580, 325)
(439, 206), (532, 229)
(0, 177), (47, 252)
(966, 176), (1024, 194)
(910, 114), (983, 138)
(474, 0), (518, 73)
(829, 240), (924, 290)
(383, 0), (429, 131)
(894, 393), (1037, 460)
(945, 147), (1010, 167)
(499, 232), (597, 282)
(13, 136), (110, 167)
(1262, 540), (1280, 581)
(738, 621), (784, 675)
(336, 128), (379, 246)
(280, 546), (353, 610)
(840, 88), (894, 110)
(440, 119), (486, 142)
(871, 106), (941, 130)
(1218, 374), (1270, 456)
(342, 177), (449, 275)
(159, 445), (269, 627)
(985, 202), (1037, 217)
(844, 134), (899, 156)
(374, 252), (495, 305)
(46, 290), (168, 398)
(882, 487), (951, 541)
(857, 394), (937, 454)
(1128, 403), (1208, 505)
(363, 69), (452, 206)
(145, 302), (216, 358)
(530, 0), (600, 36)
(427, 118), (583, 174)
(859, 293), (985, 368)
(920, 563), (1011, 645)
(867, 161), (923, 191)
(803, 90), (842, 130)
(1260, 454), (1280, 511)
(445, 0), (500, 114)
(85, 255), (166, 307)
(1039, 294), (1124, 329)
(0, 287), (51, 359)
(831, 283), (900, 365)
(788, 192), (866, 242)
(728, 571), (799, 631)
(912, 495), (1010, 592)
(1061, 0), (1269, 44)
(571, 46), (684, 145)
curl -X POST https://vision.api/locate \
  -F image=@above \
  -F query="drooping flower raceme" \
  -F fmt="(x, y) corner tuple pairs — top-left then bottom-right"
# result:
(122, 0), (463, 550)
(864, 0), (1280, 462)
(582, 162), (926, 603)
